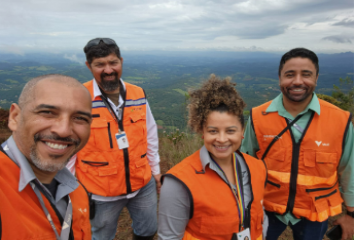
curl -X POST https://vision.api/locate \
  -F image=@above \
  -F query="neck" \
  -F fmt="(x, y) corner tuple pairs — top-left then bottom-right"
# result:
(282, 94), (312, 117)
(30, 163), (57, 184)
(213, 154), (233, 168)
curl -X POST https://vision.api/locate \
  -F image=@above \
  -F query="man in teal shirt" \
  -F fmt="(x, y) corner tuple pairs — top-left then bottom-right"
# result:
(241, 48), (354, 240)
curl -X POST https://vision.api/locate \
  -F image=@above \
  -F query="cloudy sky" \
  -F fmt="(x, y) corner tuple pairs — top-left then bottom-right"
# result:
(0, 0), (353, 54)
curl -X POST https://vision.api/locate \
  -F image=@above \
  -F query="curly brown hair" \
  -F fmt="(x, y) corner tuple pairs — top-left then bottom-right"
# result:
(188, 74), (246, 133)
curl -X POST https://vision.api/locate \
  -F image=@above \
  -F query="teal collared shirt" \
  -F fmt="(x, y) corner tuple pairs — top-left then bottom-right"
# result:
(241, 93), (354, 225)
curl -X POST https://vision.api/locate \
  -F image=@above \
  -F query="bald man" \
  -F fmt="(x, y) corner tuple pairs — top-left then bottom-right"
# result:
(0, 74), (92, 240)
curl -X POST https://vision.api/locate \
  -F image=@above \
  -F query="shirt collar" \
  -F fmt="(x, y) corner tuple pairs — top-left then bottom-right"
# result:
(266, 93), (321, 118)
(1, 136), (79, 197)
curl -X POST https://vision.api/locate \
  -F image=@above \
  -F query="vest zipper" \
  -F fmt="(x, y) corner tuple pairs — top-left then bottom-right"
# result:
(107, 122), (113, 149)
(315, 189), (337, 201)
(267, 180), (280, 188)
(285, 113), (315, 214)
(118, 108), (132, 194)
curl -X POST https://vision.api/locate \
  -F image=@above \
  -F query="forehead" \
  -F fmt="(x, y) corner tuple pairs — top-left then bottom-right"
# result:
(28, 80), (91, 111)
(281, 57), (316, 72)
(91, 53), (120, 63)
(206, 111), (241, 126)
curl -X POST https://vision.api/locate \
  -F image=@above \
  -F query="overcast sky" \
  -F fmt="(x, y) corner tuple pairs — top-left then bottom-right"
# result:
(0, 0), (353, 55)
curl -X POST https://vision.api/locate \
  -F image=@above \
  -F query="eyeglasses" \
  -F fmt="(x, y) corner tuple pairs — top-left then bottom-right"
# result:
(84, 38), (117, 53)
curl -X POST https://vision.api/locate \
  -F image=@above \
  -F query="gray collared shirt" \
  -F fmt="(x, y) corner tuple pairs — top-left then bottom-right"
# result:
(158, 146), (268, 240)
(1, 136), (79, 218)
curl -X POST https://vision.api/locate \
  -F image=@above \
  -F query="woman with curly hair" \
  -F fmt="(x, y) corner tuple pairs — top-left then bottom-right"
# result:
(158, 75), (268, 240)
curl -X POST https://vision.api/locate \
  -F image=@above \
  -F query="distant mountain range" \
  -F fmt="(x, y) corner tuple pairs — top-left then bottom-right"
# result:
(0, 51), (353, 128)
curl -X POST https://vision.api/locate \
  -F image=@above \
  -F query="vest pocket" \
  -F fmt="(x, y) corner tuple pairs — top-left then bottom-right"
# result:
(303, 151), (338, 177)
(266, 180), (280, 188)
(89, 118), (114, 151)
(311, 189), (342, 219)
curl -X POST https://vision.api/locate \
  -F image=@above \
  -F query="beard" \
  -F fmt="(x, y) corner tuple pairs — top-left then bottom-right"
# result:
(99, 71), (120, 92)
(281, 85), (314, 103)
(30, 133), (80, 172)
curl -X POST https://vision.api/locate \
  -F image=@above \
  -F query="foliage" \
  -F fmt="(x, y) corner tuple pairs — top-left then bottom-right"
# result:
(317, 76), (354, 122)
(159, 132), (204, 168)
(163, 128), (186, 145)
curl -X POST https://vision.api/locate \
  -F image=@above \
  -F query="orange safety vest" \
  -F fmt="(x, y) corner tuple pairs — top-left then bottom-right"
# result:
(76, 80), (152, 196)
(164, 149), (265, 240)
(0, 150), (91, 240)
(251, 99), (352, 222)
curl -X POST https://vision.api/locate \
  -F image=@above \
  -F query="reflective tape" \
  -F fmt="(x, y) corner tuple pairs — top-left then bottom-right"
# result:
(268, 170), (337, 186)
(92, 101), (106, 108)
(125, 98), (146, 107)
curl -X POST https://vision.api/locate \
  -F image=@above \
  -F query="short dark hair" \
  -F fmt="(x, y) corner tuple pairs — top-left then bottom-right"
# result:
(279, 48), (319, 76)
(84, 39), (121, 64)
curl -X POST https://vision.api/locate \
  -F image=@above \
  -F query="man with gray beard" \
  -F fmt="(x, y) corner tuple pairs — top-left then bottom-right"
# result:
(0, 74), (93, 239)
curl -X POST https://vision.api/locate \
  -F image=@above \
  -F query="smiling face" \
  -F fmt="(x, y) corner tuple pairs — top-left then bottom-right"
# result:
(86, 53), (123, 94)
(279, 57), (318, 104)
(9, 79), (92, 173)
(203, 111), (244, 164)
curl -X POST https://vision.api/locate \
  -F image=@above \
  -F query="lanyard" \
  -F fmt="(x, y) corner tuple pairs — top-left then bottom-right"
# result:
(31, 179), (72, 240)
(211, 153), (245, 230)
(287, 118), (304, 133)
(99, 87), (126, 132)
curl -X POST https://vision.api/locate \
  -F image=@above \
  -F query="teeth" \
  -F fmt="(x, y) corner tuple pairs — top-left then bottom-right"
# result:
(215, 145), (229, 150)
(291, 89), (304, 92)
(45, 142), (68, 150)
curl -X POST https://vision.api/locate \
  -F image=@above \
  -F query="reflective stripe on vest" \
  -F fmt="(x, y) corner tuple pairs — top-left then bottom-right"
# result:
(76, 80), (151, 196)
(166, 149), (265, 240)
(252, 99), (351, 221)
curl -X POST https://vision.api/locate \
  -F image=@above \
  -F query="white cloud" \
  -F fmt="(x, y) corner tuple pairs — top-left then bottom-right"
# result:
(0, 0), (353, 53)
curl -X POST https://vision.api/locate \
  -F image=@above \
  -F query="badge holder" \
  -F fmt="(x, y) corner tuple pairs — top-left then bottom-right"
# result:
(116, 132), (129, 149)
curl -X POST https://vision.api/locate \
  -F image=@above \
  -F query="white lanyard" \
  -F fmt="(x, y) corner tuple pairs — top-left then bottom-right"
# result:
(31, 180), (72, 240)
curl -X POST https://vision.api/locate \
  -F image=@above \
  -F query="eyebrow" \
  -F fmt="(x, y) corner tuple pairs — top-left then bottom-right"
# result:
(284, 70), (313, 74)
(206, 126), (239, 129)
(34, 104), (92, 118)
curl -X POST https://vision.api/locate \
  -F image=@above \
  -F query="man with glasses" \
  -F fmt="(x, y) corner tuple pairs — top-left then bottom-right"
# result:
(71, 38), (160, 240)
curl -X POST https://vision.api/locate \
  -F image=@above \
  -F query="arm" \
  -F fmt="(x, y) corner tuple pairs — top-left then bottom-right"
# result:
(145, 100), (162, 192)
(241, 116), (260, 158)
(334, 122), (354, 240)
(158, 176), (190, 240)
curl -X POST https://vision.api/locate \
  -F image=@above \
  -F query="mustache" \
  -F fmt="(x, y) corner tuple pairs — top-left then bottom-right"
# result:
(101, 71), (118, 78)
(34, 133), (80, 146)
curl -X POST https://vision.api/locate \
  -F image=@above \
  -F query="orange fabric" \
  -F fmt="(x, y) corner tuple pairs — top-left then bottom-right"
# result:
(0, 151), (91, 240)
(252, 99), (350, 221)
(76, 80), (151, 196)
(167, 150), (266, 240)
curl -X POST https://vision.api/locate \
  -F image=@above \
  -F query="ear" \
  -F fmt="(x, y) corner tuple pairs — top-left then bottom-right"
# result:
(315, 74), (319, 86)
(8, 103), (21, 132)
(120, 57), (124, 64)
(85, 61), (91, 70)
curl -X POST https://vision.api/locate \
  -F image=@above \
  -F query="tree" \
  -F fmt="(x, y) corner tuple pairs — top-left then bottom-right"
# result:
(317, 76), (354, 122)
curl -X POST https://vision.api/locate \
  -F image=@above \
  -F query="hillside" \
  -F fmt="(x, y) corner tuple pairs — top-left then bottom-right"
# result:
(0, 51), (353, 129)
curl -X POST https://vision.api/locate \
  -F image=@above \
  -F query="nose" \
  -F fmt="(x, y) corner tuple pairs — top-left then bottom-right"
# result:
(50, 116), (73, 138)
(103, 65), (114, 74)
(293, 74), (303, 85)
(216, 132), (228, 143)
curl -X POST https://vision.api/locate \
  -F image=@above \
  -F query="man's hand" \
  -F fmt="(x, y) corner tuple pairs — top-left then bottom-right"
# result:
(153, 174), (162, 194)
(333, 214), (354, 240)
